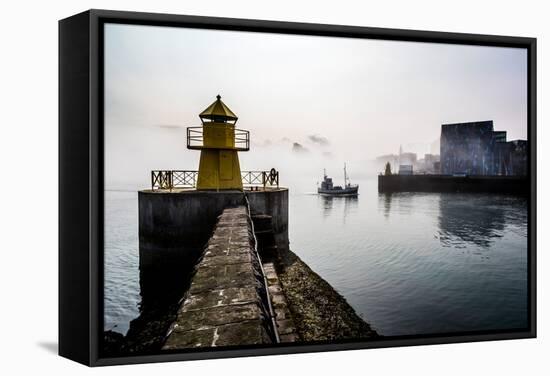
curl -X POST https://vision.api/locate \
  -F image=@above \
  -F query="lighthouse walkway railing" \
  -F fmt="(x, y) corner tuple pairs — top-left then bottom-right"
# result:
(151, 169), (279, 191)
(186, 127), (250, 151)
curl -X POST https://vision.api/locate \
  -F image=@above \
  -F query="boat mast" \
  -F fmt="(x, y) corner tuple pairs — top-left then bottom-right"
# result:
(344, 163), (348, 186)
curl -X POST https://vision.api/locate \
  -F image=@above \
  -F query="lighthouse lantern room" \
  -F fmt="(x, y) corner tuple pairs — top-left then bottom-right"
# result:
(187, 95), (249, 190)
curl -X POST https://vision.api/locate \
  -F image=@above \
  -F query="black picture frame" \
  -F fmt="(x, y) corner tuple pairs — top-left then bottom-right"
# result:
(59, 9), (537, 367)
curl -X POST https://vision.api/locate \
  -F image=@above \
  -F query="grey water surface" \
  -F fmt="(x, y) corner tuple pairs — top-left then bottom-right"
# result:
(104, 178), (528, 336)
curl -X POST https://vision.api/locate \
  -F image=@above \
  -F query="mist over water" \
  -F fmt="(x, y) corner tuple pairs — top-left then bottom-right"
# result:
(104, 178), (528, 336)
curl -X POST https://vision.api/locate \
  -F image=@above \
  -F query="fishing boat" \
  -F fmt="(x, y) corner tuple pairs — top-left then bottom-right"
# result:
(318, 164), (359, 195)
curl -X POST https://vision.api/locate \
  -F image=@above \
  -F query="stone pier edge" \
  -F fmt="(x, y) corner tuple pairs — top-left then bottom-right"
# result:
(243, 194), (281, 344)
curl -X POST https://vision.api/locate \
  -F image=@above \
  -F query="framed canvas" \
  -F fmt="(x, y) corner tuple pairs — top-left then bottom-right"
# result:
(59, 9), (536, 366)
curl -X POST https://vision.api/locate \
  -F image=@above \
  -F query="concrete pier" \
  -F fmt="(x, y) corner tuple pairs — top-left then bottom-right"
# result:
(138, 188), (288, 306)
(163, 206), (274, 349)
(117, 186), (376, 353)
(378, 174), (527, 194)
(139, 189), (288, 265)
(106, 189), (377, 354)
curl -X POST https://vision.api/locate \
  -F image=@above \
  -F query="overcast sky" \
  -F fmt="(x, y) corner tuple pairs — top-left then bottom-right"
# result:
(104, 23), (527, 190)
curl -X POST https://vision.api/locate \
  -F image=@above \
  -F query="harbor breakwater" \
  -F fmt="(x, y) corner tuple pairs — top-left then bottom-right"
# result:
(378, 174), (528, 194)
(163, 206), (283, 349)
(103, 188), (378, 355)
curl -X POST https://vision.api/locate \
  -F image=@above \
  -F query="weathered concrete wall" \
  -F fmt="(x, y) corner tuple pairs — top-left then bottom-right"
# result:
(138, 188), (288, 270)
(138, 190), (242, 307)
(163, 206), (274, 349)
(247, 189), (289, 254)
(137, 188), (288, 325)
(378, 174), (528, 194)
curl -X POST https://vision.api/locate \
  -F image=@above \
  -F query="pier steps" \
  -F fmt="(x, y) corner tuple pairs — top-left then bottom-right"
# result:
(263, 262), (298, 342)
(251, 213), (298, 342)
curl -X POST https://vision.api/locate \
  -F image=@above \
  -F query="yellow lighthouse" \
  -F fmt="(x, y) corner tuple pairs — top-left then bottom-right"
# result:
(187, 95), (249, 190)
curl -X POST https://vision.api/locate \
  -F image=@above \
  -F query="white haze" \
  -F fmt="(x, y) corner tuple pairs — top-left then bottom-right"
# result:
(104, 24), (528, 191)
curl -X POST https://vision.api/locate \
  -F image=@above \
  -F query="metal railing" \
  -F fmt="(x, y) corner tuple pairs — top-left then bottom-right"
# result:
(186, 128), (203, 150)
(151, 169), (279, 190)
(186, 126), (250, 151)
(241, 170), (279, 189)
(151, 170), (198, 190)
(243, 193), (280, 344)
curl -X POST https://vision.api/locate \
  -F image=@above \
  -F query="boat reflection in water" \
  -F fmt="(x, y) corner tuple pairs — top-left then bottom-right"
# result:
(319, 194), (358, 223)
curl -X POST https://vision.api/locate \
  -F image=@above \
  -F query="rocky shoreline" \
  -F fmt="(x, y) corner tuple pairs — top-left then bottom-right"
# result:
(103, 298), (183, 356)
(276, 250), (378, 342)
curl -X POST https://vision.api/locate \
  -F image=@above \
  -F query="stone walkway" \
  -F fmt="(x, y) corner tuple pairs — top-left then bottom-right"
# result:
(162, 206), (273, 349)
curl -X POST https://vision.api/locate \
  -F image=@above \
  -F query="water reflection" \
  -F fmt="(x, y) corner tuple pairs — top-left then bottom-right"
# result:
(318, 194), (358, 223)
(378, 192), (527, 249)
(437, 194), (509, 248)
(377, 192), (422, 218)
(379, 193), (393, 219)
(105, 185), (528, 340)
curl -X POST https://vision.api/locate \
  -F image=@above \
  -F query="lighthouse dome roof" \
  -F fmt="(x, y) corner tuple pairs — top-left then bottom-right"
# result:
(199, 95), (238, 121)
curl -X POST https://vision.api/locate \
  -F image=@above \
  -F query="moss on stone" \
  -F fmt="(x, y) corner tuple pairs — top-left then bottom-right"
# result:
(276, 250), (378, 342)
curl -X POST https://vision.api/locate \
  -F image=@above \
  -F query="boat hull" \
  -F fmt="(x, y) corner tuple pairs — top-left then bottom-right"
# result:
(317, 186), (359, 195)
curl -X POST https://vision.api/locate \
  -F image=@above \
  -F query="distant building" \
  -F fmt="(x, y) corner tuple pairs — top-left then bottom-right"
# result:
(423, 154), (440, 173)
(510, 140), (528, 176)
(413, 154), (440, 174)
(430, 138), (440, 155)
(400, 152), (417, 166)
(433, 161), (441, 174)
(440, 121), (496, 175)
(440, 120), (527, 176)
(495, 139), (528, 176)
(493, 131), (507, 144)
(399, 165), (413, 175)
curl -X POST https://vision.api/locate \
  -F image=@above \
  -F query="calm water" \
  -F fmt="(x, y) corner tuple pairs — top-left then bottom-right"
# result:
(104, 191), (140, 334)
(104, 179), (528, 336)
